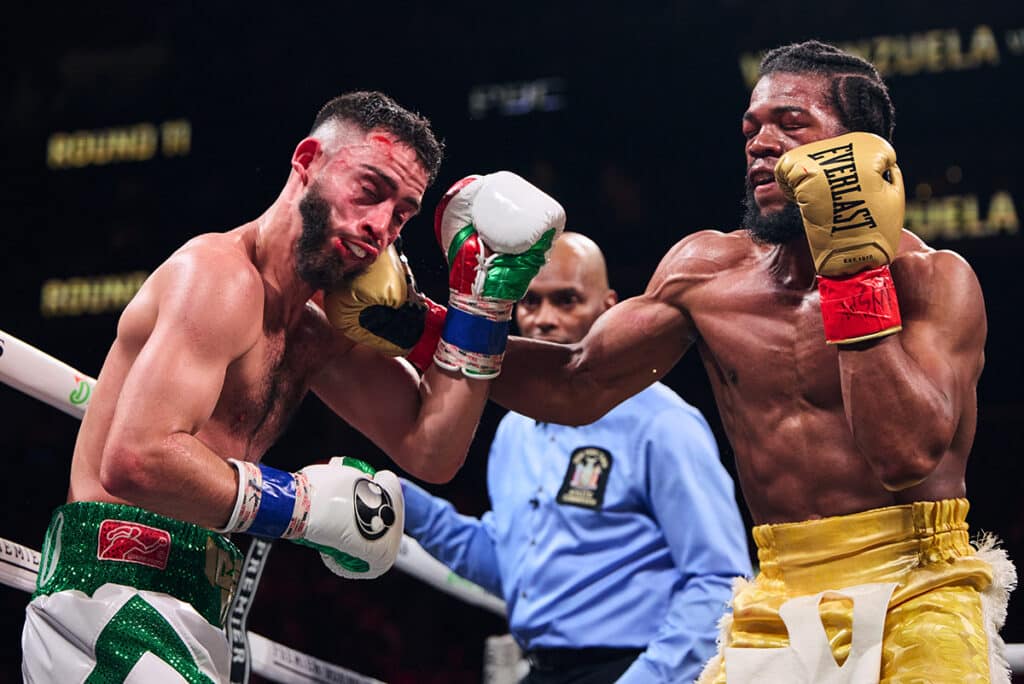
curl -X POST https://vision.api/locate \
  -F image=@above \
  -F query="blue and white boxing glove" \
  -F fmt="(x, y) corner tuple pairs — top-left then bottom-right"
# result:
(219, 457), (404, 579)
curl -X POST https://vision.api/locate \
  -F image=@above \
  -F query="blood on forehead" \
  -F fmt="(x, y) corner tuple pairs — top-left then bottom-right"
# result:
(369, 133), (396, 154)
(366, 132), (420, 171)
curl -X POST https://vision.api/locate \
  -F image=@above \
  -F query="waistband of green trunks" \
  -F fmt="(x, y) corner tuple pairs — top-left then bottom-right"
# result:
(34, 501), (242, 627)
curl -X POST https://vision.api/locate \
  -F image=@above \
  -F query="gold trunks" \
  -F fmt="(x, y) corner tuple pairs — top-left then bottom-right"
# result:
(700, 499), (1012, 683)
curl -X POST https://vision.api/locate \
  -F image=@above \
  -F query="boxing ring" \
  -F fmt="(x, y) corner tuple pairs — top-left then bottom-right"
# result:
(0, 327), (1020, 682)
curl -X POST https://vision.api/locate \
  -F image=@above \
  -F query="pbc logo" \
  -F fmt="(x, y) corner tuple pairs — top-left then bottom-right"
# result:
(97, 520), (171, 570)
(354, 480), (396, 541)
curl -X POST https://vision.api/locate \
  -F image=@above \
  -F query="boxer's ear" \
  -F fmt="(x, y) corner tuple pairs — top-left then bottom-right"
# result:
(603, 289), (618, 311)
(291, 138), (322, 183)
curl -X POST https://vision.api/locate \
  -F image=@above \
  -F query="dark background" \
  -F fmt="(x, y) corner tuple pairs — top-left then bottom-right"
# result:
(2, 2), (1022, 681)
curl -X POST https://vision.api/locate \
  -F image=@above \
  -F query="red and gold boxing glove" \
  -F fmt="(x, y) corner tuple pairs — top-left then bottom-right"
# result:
(775, 132), (904, 344)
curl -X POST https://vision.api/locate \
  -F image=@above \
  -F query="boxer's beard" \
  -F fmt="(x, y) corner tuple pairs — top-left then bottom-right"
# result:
(743, 180), (804, 245)
(296, 185), (352, 290)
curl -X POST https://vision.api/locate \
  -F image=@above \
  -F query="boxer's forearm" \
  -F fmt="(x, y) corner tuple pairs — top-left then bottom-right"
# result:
(836, 255), (985, 490)
(495, 295), (690, 424)
(311, 346), (482, 483)
(838, 339), (960, 490)
(98, 431), (238, 528)
(393, 366), (491, 483)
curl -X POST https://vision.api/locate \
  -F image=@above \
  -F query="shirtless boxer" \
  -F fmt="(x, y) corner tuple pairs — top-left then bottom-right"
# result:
(489, 41), (1016, 683)
(21, 91), (564, 682)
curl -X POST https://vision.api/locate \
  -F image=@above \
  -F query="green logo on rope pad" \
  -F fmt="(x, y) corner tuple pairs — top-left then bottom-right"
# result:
(69, 379), (91, 406)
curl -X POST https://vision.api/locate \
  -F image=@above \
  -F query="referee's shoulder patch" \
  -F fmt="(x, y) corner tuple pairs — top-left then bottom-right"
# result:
(556, 446), (613, 509)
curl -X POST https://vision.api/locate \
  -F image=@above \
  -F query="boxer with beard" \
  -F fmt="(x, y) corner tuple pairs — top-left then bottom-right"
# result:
(491, 41), (1016, 683)
(22, 90), (565, 682)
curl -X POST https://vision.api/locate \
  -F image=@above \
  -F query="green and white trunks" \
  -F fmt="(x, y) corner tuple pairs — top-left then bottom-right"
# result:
(22, 502), (241, 683)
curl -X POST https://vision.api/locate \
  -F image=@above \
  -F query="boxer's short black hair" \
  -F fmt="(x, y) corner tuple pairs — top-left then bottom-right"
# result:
(312, 91), (444, 185)
(760, 40), (896, 142)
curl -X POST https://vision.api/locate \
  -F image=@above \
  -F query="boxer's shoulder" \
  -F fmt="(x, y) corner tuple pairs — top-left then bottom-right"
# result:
(654, 230), (754, 292)
(669, 229), (753, 267)
(157, 232), (264, 300)
(128, 233), (265, 351)
(892, 233), (974, 282)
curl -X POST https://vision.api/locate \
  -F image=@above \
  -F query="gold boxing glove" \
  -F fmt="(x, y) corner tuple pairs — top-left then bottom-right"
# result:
(323, 242), (445, 369)
(775, 132), (905, 344)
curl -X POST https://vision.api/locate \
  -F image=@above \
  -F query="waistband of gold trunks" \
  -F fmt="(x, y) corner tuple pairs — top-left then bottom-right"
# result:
(752, 498), (973, 589)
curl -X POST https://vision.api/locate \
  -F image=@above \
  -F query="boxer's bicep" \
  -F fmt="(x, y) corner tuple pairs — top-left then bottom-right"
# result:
(108, 260), (262, 447)
(575, 293), (691, 391)
(494, 294), (691, 425)
(566, 249), (698, 411)
(495, 237), (702, 423)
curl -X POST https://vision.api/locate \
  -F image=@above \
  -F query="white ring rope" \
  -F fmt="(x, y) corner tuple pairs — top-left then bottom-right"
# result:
(0, 328), (505, 617)
(397, 536), (505, 616)
(2, 328), (1019, 677)
(0, 329), (96, 419)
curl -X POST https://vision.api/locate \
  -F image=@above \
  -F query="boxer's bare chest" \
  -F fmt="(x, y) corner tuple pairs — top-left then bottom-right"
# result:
(204, 311), (323, 461)
(687, 262), (843, 417)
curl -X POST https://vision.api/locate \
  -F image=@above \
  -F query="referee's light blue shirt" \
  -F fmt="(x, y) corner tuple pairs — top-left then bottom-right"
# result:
(403, 383), (752, 683)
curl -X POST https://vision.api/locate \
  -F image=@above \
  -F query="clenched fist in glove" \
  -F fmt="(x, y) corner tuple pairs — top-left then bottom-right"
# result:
(775, 132), (905, 344)
(219, 457), (403, 579)
(433, 171), (566, 377)
(323, 240), (445, 372)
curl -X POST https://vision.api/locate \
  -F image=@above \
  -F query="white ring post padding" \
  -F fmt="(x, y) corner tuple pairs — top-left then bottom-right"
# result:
(0, 329), (93, 419)
(1008, 643), (1024, 676)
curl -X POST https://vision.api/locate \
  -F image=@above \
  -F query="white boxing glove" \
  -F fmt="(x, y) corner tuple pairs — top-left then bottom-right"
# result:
(436, 171), (567, 258)
(432, 171), (565, 377)
(220, 456), (404, 579)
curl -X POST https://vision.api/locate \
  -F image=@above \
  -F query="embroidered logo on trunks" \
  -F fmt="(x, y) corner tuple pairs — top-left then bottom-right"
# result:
(557, 446), (613, 509)
(37, 511), (64, 587)
(97, 519), (171, 570)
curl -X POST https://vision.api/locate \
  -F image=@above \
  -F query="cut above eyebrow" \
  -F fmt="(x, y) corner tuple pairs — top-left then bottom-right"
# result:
(360, 164), (421, 212)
